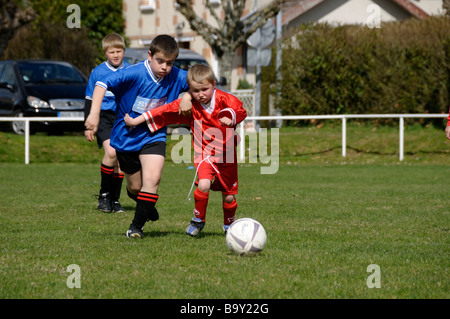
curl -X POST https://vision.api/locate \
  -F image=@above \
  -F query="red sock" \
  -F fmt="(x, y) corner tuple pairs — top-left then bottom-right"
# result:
(223, 199), (237, 226)
(194, 188), (209, 222)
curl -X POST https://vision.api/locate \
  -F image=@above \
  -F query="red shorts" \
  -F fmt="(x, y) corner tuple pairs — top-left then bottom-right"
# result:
(196, 160), (238, 195)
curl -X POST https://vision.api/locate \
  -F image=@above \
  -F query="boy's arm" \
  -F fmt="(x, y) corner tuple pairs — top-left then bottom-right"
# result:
(144, 100), (191, 133)
(85, 85), (106, 141)
(124, 113), (145, 127)
(217, 93), (247, 126)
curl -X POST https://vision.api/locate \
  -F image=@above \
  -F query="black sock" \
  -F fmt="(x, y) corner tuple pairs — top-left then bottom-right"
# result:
(100, 164), (114, 194)
(111, 172), (124, 202)
(137, 192), (159, 222)
(127, 187), (138, 202)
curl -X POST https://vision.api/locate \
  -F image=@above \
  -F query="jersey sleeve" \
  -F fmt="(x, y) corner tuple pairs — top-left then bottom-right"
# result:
(143, 99), (191, 133)
(216, 91), (247, 126)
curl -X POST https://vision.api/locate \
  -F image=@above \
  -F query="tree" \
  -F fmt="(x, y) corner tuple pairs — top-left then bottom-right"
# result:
(444, 0), (450, 15)
(0, 0), (35, 59)
(175, 0), (285, 89)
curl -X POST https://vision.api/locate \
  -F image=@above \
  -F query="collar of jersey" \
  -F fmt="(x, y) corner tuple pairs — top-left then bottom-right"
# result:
(145, 60), (163, 84)
(105, 61), (125, 72)
(200, 89), (216, 114)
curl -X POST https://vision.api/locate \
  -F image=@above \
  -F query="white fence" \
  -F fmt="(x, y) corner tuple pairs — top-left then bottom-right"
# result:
(0, 113), (447, 164)
(238, 113), (447, 162)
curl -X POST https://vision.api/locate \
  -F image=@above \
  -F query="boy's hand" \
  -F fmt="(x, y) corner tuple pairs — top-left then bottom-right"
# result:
(84, 129), (95, 142)
(124, 113), (135, 127)
(179, 92), (193, 117)
(219, 117), (232, 126)
(85, 114), (99, 137)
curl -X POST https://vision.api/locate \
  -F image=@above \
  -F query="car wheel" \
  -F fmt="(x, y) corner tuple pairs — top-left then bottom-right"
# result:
(11, 109), (26, 135)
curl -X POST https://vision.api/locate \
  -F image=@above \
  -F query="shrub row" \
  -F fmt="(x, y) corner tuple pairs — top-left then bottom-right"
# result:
(266, 16), (450, 125)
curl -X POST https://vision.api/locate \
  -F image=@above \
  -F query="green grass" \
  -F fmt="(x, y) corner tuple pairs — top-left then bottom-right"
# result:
(0, 124), (449, 299)
(0, 163), (448, 299)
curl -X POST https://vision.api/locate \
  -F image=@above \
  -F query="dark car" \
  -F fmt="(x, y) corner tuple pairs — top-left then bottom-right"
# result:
(0, 60), (87, 134)
(124, 47), (209, 70)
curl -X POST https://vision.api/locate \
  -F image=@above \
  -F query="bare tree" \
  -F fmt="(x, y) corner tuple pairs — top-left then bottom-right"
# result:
(0, 0), (35, 58)
(175, 0), (285, 89)
(444, 0), (450, 15)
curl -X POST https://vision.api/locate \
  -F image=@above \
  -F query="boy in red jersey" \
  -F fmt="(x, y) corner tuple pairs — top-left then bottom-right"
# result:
(124, 63), (247, 236)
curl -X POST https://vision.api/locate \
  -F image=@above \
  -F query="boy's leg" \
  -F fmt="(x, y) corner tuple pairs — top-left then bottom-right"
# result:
(222, 194), (237, 233)
(136, 151), (165, 225)
(193, 188), (208, 221)
(98, 163), (114, 212)
(111, 170), (125, 212)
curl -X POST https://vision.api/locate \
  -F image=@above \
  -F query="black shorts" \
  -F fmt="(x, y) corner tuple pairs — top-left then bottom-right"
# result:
(96, 110), (115, 148)
(116, 141), (166, 175)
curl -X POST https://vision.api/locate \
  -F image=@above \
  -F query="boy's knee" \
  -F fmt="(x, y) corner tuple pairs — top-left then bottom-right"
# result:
(223, 194), (235, 204)
(197, 179), (211, 193)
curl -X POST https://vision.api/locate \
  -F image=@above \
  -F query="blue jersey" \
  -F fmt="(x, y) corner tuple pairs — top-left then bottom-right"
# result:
(85, 61), (130, 112)
(96, 59), (189, 152)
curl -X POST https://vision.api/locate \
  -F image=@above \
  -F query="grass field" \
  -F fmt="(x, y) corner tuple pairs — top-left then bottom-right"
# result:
(0, 124), (449, 300)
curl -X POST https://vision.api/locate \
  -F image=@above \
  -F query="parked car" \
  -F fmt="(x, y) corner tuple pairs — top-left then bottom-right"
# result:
(125, 47), (226, 86)
(0, 60), (87, 135)
(124, 47), (208, 70)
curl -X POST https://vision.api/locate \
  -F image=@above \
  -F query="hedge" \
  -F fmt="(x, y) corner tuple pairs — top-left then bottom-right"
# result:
(266, 16), (450, 125)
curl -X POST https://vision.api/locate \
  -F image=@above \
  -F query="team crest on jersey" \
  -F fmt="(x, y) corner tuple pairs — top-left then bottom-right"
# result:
(132, 96), (168, 114)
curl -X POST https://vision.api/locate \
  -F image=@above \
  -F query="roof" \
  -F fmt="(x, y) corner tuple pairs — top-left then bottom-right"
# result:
(281, 0), (430, 26)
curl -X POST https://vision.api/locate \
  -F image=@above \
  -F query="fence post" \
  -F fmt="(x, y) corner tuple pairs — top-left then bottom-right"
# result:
(342, 116), (347, 157)
(239, 121), (245, 162)
(399, 116), (404, 161)
(25, 119), (30, 165)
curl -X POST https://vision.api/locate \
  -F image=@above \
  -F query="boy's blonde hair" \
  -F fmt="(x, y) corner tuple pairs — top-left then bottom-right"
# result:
(102, 33), (126, 53)
(187, 63), (215, 86)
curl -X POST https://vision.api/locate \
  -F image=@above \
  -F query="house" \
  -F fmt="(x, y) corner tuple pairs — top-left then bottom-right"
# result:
(122, 0), (444, 91)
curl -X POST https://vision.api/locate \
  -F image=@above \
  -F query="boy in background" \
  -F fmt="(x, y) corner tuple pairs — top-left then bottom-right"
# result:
(84, 33), (129, 213)
(124, 63), (247, 236)
(85, 35), (191, 239)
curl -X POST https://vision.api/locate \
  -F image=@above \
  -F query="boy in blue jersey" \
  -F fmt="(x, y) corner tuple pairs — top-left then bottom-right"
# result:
(85, 35), (192, 239)
(84, 33), (129, 213)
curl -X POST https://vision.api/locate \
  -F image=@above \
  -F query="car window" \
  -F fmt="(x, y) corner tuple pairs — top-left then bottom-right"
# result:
(17, 62), (85, 84)
(0, 64), (17, 86)
(174, 59), (208, 71)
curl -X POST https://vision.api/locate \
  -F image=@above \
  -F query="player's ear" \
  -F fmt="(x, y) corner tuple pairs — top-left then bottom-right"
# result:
(148, 50), (152, 60)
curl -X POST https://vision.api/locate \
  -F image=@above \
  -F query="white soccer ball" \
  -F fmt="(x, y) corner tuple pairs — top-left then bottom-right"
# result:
(226, 218), (267, 256)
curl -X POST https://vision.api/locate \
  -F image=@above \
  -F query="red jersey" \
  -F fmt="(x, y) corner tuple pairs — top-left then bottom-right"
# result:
(143, 89), (247, 164)
(447, 106), (450, 126)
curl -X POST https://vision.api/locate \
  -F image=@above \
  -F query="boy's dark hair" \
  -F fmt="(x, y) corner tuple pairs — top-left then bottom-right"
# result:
(149, 35), (179, 58)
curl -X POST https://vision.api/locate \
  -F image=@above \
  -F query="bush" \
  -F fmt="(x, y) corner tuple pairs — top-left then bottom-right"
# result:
(272, 16), (450, 125)
(3, 22), (97, 77)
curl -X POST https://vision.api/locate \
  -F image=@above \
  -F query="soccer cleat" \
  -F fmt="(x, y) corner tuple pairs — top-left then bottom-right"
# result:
(126, 224), (144, 239)
(97, 192), (112, 212)
(185, 217), (205, 237)
(112, 201), (125, 213)
(223, 224), (231, 234)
